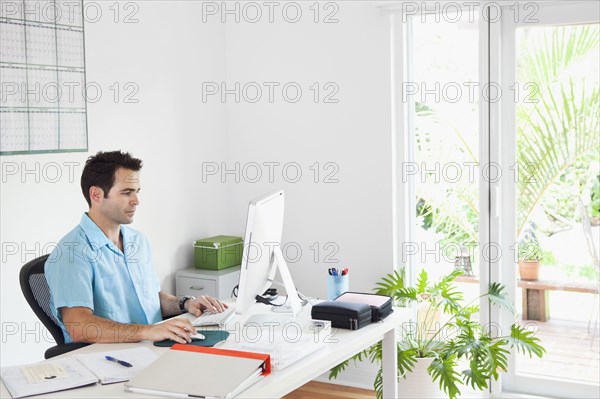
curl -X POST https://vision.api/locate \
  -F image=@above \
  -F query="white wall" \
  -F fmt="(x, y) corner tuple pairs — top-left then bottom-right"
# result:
(221, 2), (393, 299)
(1, 1), (228, 366)
(1, 4), (393, 388)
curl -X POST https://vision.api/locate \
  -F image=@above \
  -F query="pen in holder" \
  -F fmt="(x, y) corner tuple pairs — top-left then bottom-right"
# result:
(327, 273), (349, 301)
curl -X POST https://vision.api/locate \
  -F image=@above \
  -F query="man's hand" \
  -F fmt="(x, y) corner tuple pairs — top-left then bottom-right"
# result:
(140, 318), (195, 344)
(185, 295), (228, 317)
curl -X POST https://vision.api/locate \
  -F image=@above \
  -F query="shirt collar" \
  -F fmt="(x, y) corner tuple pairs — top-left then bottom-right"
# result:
(78, 213), (113, 250)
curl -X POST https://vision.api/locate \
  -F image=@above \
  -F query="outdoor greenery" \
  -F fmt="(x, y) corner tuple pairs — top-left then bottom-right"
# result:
(329, 270), (545, 399)
(517, 236), (542, 261)
(415, 25), (600, 276)
(517, 25), (600, 236)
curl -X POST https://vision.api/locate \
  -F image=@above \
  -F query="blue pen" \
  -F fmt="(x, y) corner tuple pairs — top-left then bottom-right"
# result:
(332, 268), (338, 276)
(105, 355), (133, 367)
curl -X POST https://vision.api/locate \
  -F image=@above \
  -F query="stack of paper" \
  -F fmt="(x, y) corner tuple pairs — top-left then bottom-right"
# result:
(219, 315), (331, 371)
(75, 347), (159, 384)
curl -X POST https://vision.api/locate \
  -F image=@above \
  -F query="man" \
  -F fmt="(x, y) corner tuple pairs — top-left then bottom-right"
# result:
(45, 151), (226, 344)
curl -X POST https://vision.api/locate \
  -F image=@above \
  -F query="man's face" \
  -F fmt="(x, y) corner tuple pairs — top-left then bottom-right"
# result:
(96, 168), (141, 225)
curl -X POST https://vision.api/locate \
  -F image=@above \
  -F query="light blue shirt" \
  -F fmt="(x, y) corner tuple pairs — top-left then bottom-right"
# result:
(45, 213), (161, 343)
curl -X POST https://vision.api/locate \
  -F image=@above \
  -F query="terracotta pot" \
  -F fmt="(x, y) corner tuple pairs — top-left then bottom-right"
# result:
(518, 260), (540, 281)
(398, 357), (446, 398)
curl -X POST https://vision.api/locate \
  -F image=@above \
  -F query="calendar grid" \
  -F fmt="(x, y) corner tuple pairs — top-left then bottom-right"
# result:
(1, 0), (88, 155)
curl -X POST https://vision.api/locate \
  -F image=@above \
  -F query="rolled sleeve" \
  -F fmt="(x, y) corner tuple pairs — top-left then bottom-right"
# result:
(45, 248), (94, 314)
(45, 214), (162, 343)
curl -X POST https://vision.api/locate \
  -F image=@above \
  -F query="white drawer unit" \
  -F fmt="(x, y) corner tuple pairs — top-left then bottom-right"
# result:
(175, 266), (241, 300)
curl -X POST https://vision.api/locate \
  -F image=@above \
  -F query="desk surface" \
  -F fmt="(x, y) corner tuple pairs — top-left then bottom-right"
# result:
(1, 304), (409, 399)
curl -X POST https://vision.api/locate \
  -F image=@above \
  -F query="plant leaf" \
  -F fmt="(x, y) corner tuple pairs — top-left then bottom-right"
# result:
(328, 359), (350, 380)
(505, 324), (546, 358)
(398, 346), (418, 378)
(484, 340), (510, 380)
(430, 272), (463, 314)
(373, 367), (383, 399)
(462, 359), (490, 391)
(329, 348), (372, 380)
(487, 282), (516, 314)
(428, 354), (462, 399)
(416, 269), (428, 295)
(374, 271), (417, 303)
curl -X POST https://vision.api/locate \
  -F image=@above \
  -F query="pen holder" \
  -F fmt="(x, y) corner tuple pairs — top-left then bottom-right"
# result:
(327, 274), (349, 301)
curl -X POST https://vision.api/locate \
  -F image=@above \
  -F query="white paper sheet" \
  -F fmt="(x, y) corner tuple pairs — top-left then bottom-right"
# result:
(75, 347), (159, 384)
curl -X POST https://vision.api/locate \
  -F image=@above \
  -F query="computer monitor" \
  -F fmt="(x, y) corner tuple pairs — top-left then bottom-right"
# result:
(235, 190), (302, 317)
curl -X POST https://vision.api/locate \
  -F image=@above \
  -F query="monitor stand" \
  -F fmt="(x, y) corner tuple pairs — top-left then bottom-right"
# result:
(266, 246), (303, 317)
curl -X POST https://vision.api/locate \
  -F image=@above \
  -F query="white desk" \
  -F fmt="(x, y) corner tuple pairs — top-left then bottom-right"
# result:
(1, 304), (408, 399)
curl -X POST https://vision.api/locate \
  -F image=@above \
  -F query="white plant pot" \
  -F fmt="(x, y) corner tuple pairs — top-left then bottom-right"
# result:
(398, 357), (446, 399)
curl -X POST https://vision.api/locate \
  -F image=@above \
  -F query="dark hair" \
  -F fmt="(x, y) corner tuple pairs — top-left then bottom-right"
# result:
(81, 151), (143, 207)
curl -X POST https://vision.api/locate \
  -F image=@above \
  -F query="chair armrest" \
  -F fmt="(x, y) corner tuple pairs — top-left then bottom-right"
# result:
(44, 342), (91, 359)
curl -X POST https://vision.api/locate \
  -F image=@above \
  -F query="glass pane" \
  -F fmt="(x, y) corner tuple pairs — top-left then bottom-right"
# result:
(410, 13), (480, 325)
(412, 17), (480, 274)
(515, 24), (600, 384)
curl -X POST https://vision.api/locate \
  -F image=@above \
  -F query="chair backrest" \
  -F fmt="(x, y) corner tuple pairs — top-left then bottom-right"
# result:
(19, 254), (65, 345)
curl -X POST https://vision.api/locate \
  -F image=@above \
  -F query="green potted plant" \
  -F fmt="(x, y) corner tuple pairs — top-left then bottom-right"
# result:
(329, 269), (545, 399)
(518, 237), (542, 281)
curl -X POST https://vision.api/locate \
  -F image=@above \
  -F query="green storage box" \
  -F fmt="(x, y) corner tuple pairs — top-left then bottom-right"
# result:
(194, 235), (243, 270)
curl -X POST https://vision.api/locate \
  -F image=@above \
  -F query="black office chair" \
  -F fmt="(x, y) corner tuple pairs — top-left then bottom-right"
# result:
(19, 254), (90, 359)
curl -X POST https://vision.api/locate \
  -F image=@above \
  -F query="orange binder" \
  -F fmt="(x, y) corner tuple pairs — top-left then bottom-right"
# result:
(170, 344), (271, 376)
(125, 343), (271, 398)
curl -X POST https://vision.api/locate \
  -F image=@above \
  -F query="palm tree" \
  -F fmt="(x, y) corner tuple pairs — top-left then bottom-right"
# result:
(515, 25), (599, 237)
(416, 25), (600, 244)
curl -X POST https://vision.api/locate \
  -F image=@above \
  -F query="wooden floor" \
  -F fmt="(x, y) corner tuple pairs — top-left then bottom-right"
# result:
(284, 382), (375, 399)
(517, 318), (600, 383)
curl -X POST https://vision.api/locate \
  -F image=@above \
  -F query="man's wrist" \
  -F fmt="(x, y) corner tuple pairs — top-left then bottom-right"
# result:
(136, 324), (150, 341)
(179, 295), (195, 313)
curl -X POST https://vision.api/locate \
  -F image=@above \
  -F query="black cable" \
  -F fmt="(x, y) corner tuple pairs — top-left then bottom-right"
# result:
(255, 294), (288, 307)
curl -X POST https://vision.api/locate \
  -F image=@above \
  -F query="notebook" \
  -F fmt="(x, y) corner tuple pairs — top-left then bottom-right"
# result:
(124, 345), (270, 398)
(1, 347), (159, 398)
(1, 357), (98, 399)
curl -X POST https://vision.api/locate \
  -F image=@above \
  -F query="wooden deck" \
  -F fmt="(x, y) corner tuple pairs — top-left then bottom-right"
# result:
(516, 318), (600, 383)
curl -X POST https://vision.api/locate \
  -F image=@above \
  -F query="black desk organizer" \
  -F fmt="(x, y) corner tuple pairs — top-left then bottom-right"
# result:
(311, 301), (372, 330)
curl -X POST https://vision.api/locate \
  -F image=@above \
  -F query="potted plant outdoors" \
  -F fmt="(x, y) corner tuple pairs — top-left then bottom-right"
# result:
(518, 237), (542, 281)
(329, 269), (546, 399)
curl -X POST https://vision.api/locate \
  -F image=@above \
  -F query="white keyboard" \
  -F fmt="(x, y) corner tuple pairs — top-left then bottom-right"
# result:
(192, 305), (235, 327)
